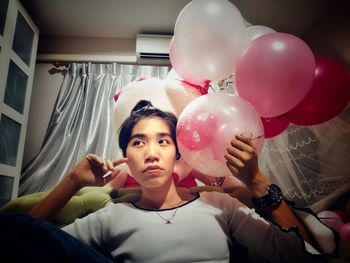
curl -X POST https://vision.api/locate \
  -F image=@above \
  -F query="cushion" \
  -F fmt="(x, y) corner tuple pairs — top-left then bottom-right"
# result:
(0, 186), (140, 227)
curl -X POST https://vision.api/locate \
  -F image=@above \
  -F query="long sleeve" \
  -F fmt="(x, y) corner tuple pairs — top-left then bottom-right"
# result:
(201, 191), (337, 263)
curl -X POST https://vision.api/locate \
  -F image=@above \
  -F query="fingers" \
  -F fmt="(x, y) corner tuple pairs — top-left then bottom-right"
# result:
(225, 135), (256, 163)
(105, 158), (128, 179)
(232, 135), (256, 153)
(107, 160), (114, 170)
(86, 154), (111, 174)
(224, 135), (259, 179)
(85, 154), (105, 167)
(112, 158), (128, 167)
(102, 158), (128, 182)
(86, 155), (127, 169)
(226, 162), (238, 176)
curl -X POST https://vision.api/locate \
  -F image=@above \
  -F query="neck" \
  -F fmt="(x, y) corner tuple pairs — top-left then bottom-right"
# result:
(139, 180), (183, 210)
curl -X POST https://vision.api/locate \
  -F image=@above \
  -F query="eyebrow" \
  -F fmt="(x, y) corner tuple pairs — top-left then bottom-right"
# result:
(129, 132), (173, 141)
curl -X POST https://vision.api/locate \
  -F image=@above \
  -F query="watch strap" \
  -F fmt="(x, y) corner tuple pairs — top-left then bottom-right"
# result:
(252, 184), (283, 210)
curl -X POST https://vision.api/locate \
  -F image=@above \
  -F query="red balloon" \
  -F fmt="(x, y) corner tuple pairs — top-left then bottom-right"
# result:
(341, 223), (350, 240)
(261, 116), (289, 138)
(332, 210), (346, 221)
(286, 56), (350, 125)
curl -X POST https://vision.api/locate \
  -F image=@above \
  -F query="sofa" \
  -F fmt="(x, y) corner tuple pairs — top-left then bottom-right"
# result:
(1, 186), (349, 262)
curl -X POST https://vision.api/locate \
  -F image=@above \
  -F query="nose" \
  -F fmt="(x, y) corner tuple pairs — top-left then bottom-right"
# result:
(145, 143), (160, 162)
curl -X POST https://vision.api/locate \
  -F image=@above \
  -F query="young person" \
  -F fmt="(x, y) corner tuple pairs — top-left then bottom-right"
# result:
(24, 100), (336, 262)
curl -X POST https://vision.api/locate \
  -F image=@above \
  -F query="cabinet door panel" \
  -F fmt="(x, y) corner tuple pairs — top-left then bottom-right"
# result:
(0, 0), (38, 200)
(4, 60), (28, 114)
(0, 114), (21, 166)
(12, 11), (34, 66)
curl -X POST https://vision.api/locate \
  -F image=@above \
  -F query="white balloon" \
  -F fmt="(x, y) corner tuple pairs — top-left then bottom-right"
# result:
(113, 77), (201, 148)
(165, 68), (183, 83)
(169, 37), (208, 85)
(246, 25), (276, 43)
(174, 0), (246, 81)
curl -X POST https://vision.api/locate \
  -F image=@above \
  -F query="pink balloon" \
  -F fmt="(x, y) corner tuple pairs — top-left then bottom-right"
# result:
(285, 56), (350, 125)
(261, 116), (289, 139)
(177, 93), (264, 177)
(236, 33), (315, 118)
(211, 123), (264, 163)
(318, 210), (344, 233)
(169, 37), (208, 86)
(340, 223), (350, 240)
(177, 110), (218, 151)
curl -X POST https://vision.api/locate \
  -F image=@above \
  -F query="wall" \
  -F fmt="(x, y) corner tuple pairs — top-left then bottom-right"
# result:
(303, 0), (350, 70)
(37, 36), (136, 63)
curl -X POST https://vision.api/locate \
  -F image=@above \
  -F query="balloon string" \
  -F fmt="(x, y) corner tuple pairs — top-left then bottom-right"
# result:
(180, 79), (210, 95)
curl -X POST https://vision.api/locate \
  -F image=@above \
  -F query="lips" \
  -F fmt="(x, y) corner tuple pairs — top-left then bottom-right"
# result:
(143, 165), (163, 172)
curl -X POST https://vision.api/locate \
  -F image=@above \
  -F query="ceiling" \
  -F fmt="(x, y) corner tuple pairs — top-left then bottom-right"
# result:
(21, 0), (333, 39)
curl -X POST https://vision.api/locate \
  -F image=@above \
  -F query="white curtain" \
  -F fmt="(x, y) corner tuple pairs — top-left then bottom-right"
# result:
(19, 63), (170, 195)
(260, 106), (350, 213)
(19, 62), (350, 213)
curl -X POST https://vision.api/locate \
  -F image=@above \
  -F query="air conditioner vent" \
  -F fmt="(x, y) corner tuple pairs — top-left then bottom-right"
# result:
(136, 34), (172, 65)
(139, 52), (169, 59)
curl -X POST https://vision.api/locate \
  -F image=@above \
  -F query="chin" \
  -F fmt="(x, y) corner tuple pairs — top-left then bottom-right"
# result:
(142, 176), (173, 188)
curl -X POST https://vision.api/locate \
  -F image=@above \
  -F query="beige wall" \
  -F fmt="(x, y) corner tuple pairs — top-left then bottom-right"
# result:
(303, 0), (350, 70)
(37, 36), (136, 63)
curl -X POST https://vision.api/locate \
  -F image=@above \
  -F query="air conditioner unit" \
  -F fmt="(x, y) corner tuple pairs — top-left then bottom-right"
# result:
(136, 34), (172, 65)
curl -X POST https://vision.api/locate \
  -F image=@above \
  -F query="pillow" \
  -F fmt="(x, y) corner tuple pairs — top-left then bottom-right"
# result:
(0, 187), (113, 227)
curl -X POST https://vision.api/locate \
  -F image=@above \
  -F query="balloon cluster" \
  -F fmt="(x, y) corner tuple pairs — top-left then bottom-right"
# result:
(169, 0), (350, 177)
(172, 0), (350, 127)
(114, 0), (349, 180)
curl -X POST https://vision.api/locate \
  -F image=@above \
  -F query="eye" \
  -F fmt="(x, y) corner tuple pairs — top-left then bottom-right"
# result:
(131, 140), (144, 147)
(159, 138), (171, 145)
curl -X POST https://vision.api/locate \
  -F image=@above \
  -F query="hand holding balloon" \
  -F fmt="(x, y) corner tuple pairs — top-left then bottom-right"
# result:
(177, 93), (264, 178)
(224, 135), (260, 187)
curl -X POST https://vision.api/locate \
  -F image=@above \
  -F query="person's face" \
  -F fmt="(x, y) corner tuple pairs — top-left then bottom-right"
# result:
(126, 117), (177, 188)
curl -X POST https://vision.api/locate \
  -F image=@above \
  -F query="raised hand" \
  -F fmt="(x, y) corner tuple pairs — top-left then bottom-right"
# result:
(224, 135), (260, 188)
(69, 154), (128, 188)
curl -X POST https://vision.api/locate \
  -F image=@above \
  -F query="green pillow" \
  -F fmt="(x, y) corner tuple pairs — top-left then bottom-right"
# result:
(0, 186), (113, 227)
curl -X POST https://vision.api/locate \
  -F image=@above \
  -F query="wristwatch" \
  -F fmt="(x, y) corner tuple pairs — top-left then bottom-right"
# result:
(252, 184), (283, 210)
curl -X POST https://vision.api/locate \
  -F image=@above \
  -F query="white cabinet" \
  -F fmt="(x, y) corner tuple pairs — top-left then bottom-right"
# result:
(0, 0), (39, 206)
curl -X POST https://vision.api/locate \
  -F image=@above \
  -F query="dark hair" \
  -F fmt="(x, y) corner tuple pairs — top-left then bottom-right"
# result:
(118, 100), (180, 160)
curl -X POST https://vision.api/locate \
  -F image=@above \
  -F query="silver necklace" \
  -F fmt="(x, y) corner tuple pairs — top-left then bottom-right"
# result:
(155, 206), (179, 224)
(138, 199), (184, 224)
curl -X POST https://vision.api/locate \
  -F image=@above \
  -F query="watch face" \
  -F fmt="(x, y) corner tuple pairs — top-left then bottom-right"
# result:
(252, 184), (283, 210)
(268, 184), (283, 203)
